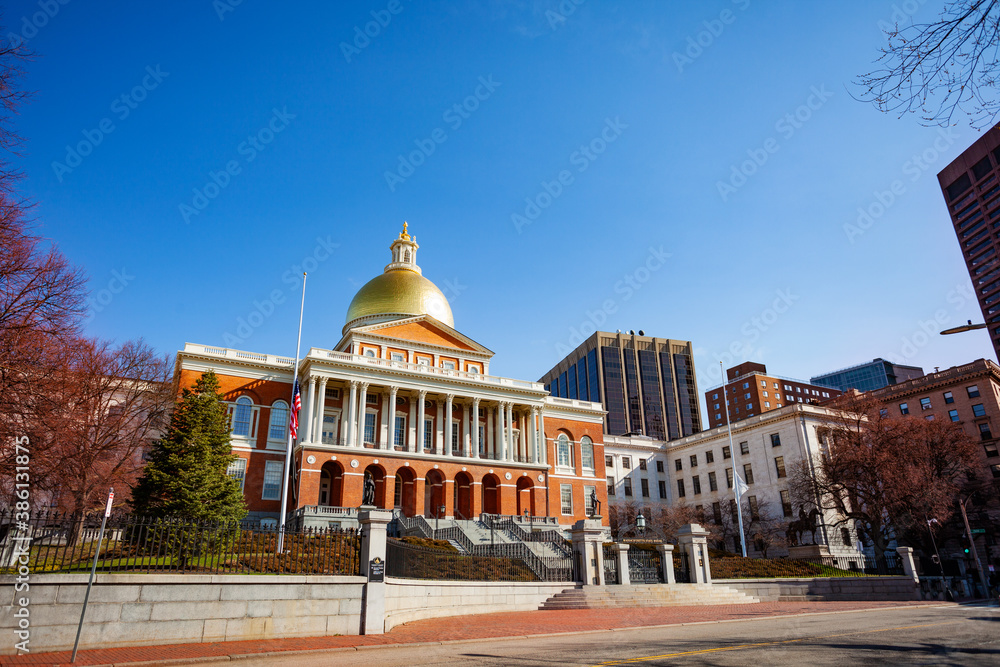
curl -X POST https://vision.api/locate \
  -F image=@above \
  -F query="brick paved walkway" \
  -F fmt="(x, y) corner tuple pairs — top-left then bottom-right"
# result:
(2, 600), (946, 666)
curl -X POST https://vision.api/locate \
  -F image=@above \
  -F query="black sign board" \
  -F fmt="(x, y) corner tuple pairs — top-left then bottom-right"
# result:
(369, 556), (385, 582)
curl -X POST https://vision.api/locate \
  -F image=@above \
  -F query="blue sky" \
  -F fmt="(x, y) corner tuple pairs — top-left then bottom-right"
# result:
(6, 0), (992, 422)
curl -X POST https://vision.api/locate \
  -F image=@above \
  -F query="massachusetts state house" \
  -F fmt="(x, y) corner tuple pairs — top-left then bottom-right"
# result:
(175, 225), (608, 527)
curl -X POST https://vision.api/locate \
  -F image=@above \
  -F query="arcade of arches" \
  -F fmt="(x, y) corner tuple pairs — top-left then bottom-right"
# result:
(303, 454), (544, 519)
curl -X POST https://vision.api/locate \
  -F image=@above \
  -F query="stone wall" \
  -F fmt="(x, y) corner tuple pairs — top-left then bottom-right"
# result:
(714, 576), (919, 602)
(383, 578), (571, 631)
(0, 573), (366, 655)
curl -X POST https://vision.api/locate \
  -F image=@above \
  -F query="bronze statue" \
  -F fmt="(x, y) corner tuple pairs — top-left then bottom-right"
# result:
(786, 506), (820, 546)
(590, 489), (601, 517)
(362, 470), (376, 507)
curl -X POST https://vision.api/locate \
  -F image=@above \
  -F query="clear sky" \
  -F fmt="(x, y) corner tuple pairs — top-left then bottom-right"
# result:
(6, 0), (992, 424)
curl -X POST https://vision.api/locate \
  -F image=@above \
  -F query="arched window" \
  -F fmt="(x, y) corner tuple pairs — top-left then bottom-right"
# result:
(269, 400), (289, 440)
(557, 434), (573, 468)
(232, 396), (253, 437)
(404, 250), (411, 263)
(364, 349), (376, 358)
(580, 436), (595, 472)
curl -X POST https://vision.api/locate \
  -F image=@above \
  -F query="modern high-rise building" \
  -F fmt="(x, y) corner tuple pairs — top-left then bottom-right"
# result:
(539, 331), (701, 440)
(705, 362), (842, 429)
(810, 358), (925, 393)
(938, 123), (1000, 362)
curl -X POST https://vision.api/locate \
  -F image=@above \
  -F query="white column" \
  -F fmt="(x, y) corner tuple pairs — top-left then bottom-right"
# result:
(305, 377), (317, 443)
(462, 400), (471, 458)
(357, 382), (369, 446)
(417, 390), (427, 452)
(472, 398), (481, 458)
(408, 392), (418, 452)
(387, 386), (397, 450)
(445, 394), (454, 456)
(506, 402), (515, 462)
(487, 405), (495, 459)
(538, 411), (547, 464)
(345, 380), (358, 446)
(379, 390), (390, 448)
(518, 410), (526, 463)
(529, 407), (539, 464)
(435, 400), (444, 455)
(314, 377), (327, 444)
(497, 402), (507, 461)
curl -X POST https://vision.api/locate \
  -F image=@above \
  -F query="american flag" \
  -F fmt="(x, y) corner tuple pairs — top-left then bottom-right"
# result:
(289, 380), (302, 440)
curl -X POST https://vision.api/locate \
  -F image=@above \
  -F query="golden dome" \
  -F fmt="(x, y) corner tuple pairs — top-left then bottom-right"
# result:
(343, 224), (454, 333)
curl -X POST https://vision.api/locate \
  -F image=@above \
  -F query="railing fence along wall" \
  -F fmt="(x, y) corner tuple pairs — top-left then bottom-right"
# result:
(0, 511), (361, 576)
(385, 537), (573, 582)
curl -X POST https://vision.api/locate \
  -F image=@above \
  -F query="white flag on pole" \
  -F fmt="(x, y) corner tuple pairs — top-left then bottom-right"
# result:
(734, 471), (748, 499)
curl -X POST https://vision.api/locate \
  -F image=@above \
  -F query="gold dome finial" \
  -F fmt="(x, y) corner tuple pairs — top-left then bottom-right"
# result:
(400, 221), (410, 240)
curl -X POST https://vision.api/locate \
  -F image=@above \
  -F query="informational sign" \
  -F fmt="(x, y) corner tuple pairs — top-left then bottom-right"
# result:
(970, 528), (986, 534)
(369, 556), (384, 582)
(104, 489), (115, 517)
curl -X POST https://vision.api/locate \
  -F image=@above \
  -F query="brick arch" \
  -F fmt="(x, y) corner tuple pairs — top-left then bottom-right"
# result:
(395, 466), (417, 517)
(482, 473), (500, 515)
(454, 471), (474, 520)
(320, 460), (344, 507)
(515, 475), (535, 516)
(425, 468), (447, 518)
(363, 463), (388, 509)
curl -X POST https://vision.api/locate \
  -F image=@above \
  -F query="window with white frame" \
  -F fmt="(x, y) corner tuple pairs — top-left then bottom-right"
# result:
(581, 436), (595, 472)
(227, 458), (247, 492)
(441, 360), (456, 370)
(322, 413), (339, 445)
(557, 434), (573, 468)
(268, 400), (288, 440)
(423, 418), (433, 449)
(560, 484), (573, 515)
(231, 396), (257, 439)
(394, 415), (406, 447)
(262, 460), (283, 500)
(452, 420), (461, 452)
(364, 411), (377, 444)
(390, 352), (405, 362)
(584, 485), (596, 515)
(363, 349), (376, 358)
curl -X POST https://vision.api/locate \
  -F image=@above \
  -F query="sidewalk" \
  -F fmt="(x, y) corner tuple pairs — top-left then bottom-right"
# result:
(3, 600), (947, 667)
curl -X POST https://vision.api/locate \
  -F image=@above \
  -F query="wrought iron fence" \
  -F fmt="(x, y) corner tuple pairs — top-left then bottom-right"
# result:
(387, 538), (546, 582)
(602, 544), (619, 584)
(0, 510), (361, 576)
(709, 552), (905, 579)
(627, 546), (663, 584)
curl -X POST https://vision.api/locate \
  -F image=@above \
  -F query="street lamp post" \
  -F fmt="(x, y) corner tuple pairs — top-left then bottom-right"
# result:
(958, 495), (988, 597)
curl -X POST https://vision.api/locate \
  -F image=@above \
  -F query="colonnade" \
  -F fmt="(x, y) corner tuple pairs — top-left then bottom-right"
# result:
(298, 375), (547, 464)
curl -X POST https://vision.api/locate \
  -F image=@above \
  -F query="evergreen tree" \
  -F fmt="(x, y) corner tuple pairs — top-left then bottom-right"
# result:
(132, 371), (247, 522)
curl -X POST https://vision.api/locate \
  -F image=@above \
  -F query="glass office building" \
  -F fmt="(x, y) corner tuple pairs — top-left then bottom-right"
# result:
(540, 332), (701, 439)
(810, 358), (924, 393)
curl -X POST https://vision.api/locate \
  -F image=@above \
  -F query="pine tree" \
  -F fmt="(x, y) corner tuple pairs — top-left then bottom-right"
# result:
(131, 371), (247, 522)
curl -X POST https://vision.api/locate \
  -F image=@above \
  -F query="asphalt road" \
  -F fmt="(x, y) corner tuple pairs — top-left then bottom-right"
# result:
(226, 603), (999, 666)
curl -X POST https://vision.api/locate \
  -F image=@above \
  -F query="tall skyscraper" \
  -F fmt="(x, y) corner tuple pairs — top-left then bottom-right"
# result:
(938, 124), (1000, 361)
(539, 331), (701, 440)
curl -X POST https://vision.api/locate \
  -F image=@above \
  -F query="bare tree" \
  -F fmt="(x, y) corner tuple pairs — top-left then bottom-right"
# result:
(856, 0), (1000, 128)
(790, 392), (979, 563)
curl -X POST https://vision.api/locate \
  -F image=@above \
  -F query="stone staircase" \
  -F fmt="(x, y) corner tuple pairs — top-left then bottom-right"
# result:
(539, 584), (760, 610)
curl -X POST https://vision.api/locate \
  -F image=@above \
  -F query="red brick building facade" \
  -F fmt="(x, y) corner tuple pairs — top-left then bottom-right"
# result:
(175, 226), (608, 527)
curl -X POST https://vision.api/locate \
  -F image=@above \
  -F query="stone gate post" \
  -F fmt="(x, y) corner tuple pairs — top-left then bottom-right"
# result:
(614, 543), (630, 586)
(677, 523), (711, 584)
(655, 543), (675, 584)
(571, 519), (606, 586)
(359, 508), (391, 634)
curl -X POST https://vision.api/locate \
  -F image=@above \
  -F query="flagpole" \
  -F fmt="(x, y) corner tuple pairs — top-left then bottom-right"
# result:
(721, 361), (747, 557)
(278, 272), (306, 553)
